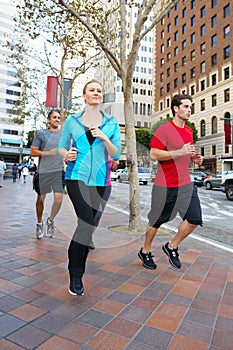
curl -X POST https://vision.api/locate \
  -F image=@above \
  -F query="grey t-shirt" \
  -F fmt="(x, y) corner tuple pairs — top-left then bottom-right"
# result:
(32, 129), (63, 173)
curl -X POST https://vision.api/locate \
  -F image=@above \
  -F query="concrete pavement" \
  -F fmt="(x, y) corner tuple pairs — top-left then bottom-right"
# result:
(0, 177), (233, 349)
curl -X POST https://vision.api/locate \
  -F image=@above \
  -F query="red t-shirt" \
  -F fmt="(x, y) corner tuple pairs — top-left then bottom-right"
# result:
(150, 120), (193, 187)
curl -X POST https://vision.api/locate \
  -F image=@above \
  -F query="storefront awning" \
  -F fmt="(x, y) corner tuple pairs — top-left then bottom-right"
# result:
(1, 138), (21, 145)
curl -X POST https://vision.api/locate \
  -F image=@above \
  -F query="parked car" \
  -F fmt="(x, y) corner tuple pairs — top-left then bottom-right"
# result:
(110, 169), (124, 181)
(221, 171), (233, 201)
(118, 167), (151, 185)
(150, 171), (157, 182)
(190, 172), (208, 187)
(204, 171), (233, 190)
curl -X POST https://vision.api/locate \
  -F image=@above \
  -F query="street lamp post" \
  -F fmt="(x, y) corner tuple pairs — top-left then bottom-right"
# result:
(18, 137), (24, 164)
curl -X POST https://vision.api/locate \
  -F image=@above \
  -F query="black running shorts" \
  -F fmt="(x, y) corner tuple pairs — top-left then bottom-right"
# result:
(148, 184), (202, 228)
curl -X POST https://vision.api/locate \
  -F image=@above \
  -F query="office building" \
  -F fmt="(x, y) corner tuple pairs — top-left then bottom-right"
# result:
(153, 0), (232, 172)
(0, 0), (28, 163)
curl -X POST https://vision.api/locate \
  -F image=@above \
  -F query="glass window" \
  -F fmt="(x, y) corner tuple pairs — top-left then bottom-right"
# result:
(191, 15), (195, 26)
(161, 30), (164, 39)
(224, 25), (230, 38)
(211, 54), (217, 66)
(174, 62), (178, 72)
(182, 40), (186, 49)
(191, 33), (196, 43)
(191, 50), (195, 61)
(212, 94), (217, 107)
(175, 16), (178, 25)
(174, 31), (178, 41)
(200, 80), (205, 91)
(167, 23), (171, 32)
(212, 116), (217, 134)
(160, 87), (163, 97)
(224, 46), (230, 59)
(167, 83), (170, 93)
(161, 58), (164, 66)
(224, 4), (230, 17)
(212, 145), (216, 155)
(174, 78), (178, 88)
(224, 67), (230, 79)
(191, 0), (196, 9)
(212, 0), (217, 8)
(211, 15), (217, 27)
(191, 103), (195, 114)
(182, 73), (186, 83)
(182, 56), (186, 66)
(190, 85), (195, 95)
(224, 88), (230, 102)
(161, 44), (164, 53)
(167, 52), (171, 61)
(191, 67), (195, 78)
(211, 73), (217, 86)
(6, 99), (16, 105)
(200, 119), (206, 136)
(167, 38), (171, 47)
(200, 42), (206, 54)
(211, 34), (217, 47)
(201, 24), (206, 36)
(182, 24), (186, 34)
(167, 67), (171, 77)
(200, 61), (206, 73)
(201, 6), (206, 17)
(183, 8), (186, 17)
(174, 46), (178, 56)
(201, 99), (205, 111)
(160, 73), (164, 82)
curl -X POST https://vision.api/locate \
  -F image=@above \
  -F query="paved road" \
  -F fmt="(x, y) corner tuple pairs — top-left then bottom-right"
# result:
(109, 181), (233, 248)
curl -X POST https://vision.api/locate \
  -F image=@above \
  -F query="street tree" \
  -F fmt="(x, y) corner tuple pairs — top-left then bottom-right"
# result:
(15, 0), (177, 230)
(6, 0), (102, 127)
(54, 0), (177, 230)
(135, 129), (153, 167)
(152, 118), (198, 143)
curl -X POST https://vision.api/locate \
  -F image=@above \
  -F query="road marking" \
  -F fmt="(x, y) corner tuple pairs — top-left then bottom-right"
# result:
(107, 203), (233, 254)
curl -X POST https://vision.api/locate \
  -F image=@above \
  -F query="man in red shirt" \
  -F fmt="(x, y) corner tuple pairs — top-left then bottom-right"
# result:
(138, 94), (203, 270)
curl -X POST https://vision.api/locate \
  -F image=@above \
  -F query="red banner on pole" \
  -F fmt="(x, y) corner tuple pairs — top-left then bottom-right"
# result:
(224, 123), (231, 145)
(45, 76), (58, 108)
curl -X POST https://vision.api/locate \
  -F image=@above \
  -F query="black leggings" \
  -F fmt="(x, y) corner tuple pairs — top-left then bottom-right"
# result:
(66, 180), (111, 276)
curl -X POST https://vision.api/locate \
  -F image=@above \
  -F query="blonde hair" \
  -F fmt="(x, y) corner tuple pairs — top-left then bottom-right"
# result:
(83, 80), (103, 94)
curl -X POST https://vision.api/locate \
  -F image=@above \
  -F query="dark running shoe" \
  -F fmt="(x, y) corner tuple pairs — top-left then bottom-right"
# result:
(69, 275), (84, 296)
(138, 248), (157, 269)
(162, 242), (182, 269)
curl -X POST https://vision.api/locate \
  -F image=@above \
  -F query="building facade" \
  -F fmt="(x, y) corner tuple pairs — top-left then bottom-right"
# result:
(0, 1), (29, 163)
(96, 1), (154, 127)
(153, 0), (233, 173)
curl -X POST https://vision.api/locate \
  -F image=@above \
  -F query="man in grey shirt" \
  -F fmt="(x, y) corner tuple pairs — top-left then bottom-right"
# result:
(31, 110), (64, 239)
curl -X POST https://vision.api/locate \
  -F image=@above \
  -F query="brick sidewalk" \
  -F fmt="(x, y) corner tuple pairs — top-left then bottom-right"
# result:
(0, 178), (233, 349)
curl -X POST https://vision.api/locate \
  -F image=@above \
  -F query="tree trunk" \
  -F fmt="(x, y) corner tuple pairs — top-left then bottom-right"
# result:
(123, 87), (141, 230)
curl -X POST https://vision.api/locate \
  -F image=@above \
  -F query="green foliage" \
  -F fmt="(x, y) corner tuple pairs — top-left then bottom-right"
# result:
(135, 128), (153, 149)
(186, 120), (198, 143)
(26, 130), (37, 147)
(151, 117), (172, 134)
(151, 117), (198, 143)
